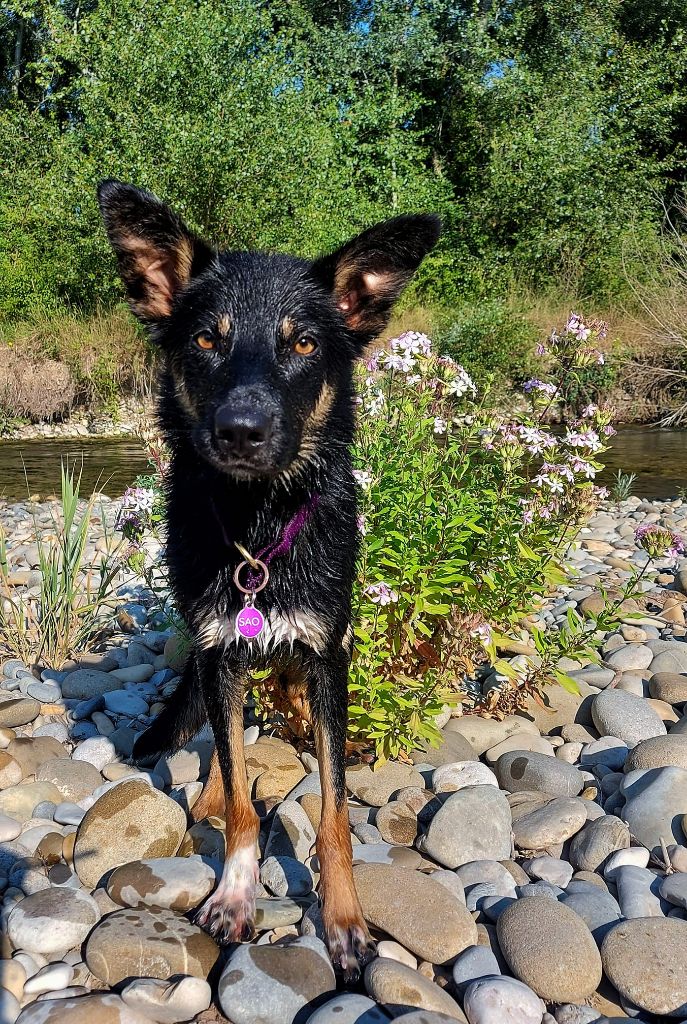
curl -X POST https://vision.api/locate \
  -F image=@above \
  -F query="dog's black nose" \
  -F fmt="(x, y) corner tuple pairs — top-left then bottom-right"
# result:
(214, 404), (274, 457)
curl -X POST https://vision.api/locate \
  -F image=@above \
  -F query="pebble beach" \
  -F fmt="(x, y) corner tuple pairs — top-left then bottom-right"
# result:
(2, 493), (687, 1023)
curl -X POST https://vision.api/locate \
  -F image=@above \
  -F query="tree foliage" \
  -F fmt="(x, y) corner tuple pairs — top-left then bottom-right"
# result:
(1, 0), (687, 318)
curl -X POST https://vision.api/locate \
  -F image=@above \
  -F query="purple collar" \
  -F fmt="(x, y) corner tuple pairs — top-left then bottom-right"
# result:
(212, 492), (321, 592)
(253, 492), (321, 568)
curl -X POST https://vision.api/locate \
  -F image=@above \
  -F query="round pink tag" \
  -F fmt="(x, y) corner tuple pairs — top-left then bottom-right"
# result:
(236, 605), (265, 640)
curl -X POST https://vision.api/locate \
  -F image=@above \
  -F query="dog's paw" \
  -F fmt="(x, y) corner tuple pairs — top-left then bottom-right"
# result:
(193, 887), (256, 944)
(325, 920), (377, 982)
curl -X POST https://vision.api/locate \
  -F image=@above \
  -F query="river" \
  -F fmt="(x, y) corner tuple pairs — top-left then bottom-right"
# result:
(0, 426), (685, 502)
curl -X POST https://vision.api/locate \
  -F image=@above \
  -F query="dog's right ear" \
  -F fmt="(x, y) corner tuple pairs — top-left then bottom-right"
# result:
(97, 180), (215, 323)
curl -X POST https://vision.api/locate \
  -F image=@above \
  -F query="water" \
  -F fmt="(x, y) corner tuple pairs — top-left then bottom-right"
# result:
(0, 426), (685, 503)
(598, 426), (687, 500)
(0, 437), (150, 502)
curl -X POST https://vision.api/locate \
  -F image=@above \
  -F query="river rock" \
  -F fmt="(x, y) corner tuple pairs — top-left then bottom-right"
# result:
(559, 889), (622, 944)
(35, 759), (102, 802)
(61, 670), (124, 699)
(601, 917), (687, 1017)
(591, 690), (666, 745)
(605, 644), (653, 672)
(512, 797), (587, 850)
(650, 673), (687, 704)
(7, 736), (64, 776)
(496, 897), (602, 1002)
(85, 907), (219, 984)
(120, 976), (212, 1024)
(660, 872), (687, 910)
(445, 716), (538, 755)
(264, 800), (316, 861)
(625, 735), (687, 772)
(0, 782), (62, 822)
(419, 786), (512, 868)
(463, 976), (546, 1024)
(579, 737), (628, 771)
(495, 751), (584, 796)
(73, 739), (118, 774)
(260, 855), (313, 897)
(353, 864), (477, 962)
(364, 959), (466, 1020)
(74, 779), (186, 887)
(650, 642), (687, 675)
(254, 896), (306, 930)
(7, 887), (100, 955)
(217, 936), (336, 1024)
(0, 697), (40, 728)
(107, 855), (216, 911)
(432, 762), (497, 794)
(0, 751), (22, 788)
(524, 857), (573, 888)
(451, 945), (501, 995)
(15, 994), (152, 1024)
(568, 815), (630, 872)
(375, 801), (419, 846)
(620, 765), (687, 852)
(305, 994), (388, 1024)
(345, 763), (425, 806)
(484, 735), (555, 765)
(410, 730), (476, 768)
(350, 843), (422, 869)
(615, 864), (664, 918)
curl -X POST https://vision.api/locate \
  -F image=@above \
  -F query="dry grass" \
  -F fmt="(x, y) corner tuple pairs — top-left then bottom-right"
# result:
(0, 348), (75, 421)
(0, 306), (155, 414)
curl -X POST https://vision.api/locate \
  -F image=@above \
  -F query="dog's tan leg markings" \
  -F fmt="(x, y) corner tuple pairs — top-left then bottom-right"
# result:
(194, 708), (259, 942)
(314, 719), (375, 979)
(191, 747), (225, 822)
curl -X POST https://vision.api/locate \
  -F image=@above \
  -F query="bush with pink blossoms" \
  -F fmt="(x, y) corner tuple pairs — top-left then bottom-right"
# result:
(350, 317), (615, 761)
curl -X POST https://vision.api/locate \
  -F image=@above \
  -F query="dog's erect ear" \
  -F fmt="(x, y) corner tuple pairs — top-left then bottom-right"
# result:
(97, 180), (215, 322)
(311, 214), (441, 338)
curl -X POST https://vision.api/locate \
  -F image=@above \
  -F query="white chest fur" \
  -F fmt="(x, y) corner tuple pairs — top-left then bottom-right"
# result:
(197, 607), (329, 655)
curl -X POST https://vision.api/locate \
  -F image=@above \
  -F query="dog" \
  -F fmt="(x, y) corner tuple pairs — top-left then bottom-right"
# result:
(97, 179), (440, 977)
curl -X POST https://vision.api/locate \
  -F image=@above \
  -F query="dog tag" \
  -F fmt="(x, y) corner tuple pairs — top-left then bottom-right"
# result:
(236, 604), (264, 640)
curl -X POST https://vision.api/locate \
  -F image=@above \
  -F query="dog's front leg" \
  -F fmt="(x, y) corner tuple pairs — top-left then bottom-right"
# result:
(305, 645), (376, 980)
(193, 647), (259, 943)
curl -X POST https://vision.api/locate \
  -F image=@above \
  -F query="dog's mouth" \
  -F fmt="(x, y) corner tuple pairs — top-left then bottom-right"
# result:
(198, 430), (288, 480)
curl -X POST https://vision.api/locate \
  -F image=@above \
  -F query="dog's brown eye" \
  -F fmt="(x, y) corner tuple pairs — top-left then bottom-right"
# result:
(196, 334), (215, 351)
(292, 337), (318, 356)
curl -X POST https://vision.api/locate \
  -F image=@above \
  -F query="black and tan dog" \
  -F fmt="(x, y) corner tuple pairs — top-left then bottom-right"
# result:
(97, 179), (440, 977)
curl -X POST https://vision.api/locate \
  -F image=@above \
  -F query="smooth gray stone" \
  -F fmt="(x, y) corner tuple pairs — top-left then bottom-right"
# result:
(560, 890), (622, 944)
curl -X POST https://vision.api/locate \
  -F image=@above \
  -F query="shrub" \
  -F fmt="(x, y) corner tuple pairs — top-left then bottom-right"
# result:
(350, 317), (614, 760)
(436, 299), (539, 386)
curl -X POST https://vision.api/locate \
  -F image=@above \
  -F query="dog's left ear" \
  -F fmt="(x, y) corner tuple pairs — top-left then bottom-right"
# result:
(311, 214), (441, 338)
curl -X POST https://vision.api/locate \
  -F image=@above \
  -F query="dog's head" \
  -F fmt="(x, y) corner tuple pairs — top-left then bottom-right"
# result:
(98, 180), (440, 480)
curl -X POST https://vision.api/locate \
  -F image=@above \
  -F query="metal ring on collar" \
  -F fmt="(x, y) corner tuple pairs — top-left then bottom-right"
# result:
(233, 558), (269, 595)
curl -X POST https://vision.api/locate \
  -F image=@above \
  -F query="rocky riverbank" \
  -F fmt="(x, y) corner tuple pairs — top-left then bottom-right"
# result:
(2, 495), (687, 1022)
(4, 398), (154, 442)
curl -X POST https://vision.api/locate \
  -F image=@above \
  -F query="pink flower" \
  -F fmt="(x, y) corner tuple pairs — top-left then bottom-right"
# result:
(364, 582), (399, 606)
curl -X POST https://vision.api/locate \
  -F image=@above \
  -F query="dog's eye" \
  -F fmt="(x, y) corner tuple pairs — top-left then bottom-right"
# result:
(292, 337), (318, 357)
(195, 333), (215, 351)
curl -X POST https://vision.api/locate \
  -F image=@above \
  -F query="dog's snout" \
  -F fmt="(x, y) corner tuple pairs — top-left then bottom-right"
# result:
(214, 404), (274, 457)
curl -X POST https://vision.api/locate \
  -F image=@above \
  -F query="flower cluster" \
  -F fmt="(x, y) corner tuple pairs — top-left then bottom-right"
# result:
(364, 581), (399, 606)
(116, 486), (156, 536)
(536, 312), (608, 368)
(635, 524), (686, 560)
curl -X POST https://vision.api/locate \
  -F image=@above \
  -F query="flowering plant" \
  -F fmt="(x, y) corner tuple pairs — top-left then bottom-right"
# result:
(350, 317), (614, 761)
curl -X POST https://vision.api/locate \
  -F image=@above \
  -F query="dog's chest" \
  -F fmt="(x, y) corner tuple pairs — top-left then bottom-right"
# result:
(197, 605), (329, 655)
